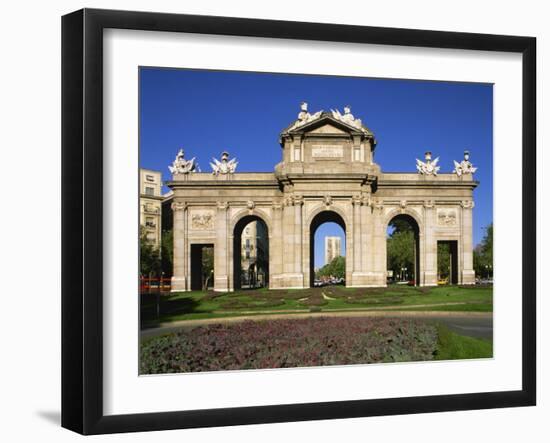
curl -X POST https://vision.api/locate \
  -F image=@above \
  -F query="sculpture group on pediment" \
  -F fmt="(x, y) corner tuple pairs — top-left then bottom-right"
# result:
(287, 102), (323, 131)
(330, 105), (364, 131)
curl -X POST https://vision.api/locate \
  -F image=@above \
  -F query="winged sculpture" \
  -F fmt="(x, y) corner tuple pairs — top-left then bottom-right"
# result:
(416, 152), (440, 176)
(169, 149), (198, 174)
(211, 151), (238, 175)
(453, 151), (477, 176)
(331, 106), (363, 130)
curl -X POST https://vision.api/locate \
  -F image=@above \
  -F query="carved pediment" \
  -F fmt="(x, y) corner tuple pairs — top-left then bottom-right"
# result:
(307, 123), (347, 134)
(287, 113), (368, 136)
(281, 104), (374, 139)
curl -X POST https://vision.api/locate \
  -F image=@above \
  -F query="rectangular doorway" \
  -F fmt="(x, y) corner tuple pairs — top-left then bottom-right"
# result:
(437, 240), (458, 285)
(190, 244), (214, 291)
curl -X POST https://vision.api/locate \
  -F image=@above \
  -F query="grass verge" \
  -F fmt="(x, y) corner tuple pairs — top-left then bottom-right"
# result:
(434, 324), (493, 360)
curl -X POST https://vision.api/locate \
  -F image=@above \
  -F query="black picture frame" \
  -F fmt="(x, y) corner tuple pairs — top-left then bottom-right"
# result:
(61, 8), (536, 435)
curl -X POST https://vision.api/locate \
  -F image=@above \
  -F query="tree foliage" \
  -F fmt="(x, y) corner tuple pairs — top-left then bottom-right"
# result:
(317, 255), (345, 279)
(140, 226), (160, 276)
(387, 221), (415, 281)
(437, 242), (451, 279)
(474, 223), (493, 278)
(160, 229), (173, 277)
(201, 246), (214, 289)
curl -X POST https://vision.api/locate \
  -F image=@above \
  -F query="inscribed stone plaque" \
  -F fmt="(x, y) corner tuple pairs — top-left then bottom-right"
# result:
(311, 145), (344, 158)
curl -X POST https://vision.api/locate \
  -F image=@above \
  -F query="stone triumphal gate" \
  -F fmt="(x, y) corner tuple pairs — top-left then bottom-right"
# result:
(168, 104), (478, 292)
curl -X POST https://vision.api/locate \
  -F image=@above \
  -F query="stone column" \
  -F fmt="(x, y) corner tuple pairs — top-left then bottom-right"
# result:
(294, 195), (304, 282)
(350, 195), (363, 286)
(171, 201), (188, 292)
(270, 202), (283, 289)
(282, 197), (295, 275)
(461, 200), (476, 284)
(214, 201), (230, 292)
(370, 200), (387, 286)
(423, 201), (438, 286)
(351, 195), (363, 272)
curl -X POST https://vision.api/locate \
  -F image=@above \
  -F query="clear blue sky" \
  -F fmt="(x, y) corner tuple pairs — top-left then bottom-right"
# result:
(140, 67), (493, 267)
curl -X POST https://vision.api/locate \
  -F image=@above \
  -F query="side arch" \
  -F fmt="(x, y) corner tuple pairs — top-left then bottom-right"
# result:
(383, 207), (424, 235)
(385, 207), (422, 286)
(229, 208), (273, 237)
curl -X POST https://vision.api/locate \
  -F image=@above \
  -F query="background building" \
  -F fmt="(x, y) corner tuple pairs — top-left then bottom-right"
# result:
(324, 236), (342, 265)
(240, 221), (269, 288)
(139, 168), (163, 249)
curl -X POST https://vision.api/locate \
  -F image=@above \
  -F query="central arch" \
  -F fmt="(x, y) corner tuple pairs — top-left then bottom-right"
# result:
(386, 213), (421, 286)
(232, 214), (270, 290)
(309, 210), (347, 288)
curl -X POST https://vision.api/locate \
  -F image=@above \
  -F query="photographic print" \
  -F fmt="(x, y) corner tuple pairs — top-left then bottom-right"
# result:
(138, 68), (494, 375)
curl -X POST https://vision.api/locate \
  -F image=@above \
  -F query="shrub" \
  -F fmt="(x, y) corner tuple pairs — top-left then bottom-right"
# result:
(140, 317), (438, 374)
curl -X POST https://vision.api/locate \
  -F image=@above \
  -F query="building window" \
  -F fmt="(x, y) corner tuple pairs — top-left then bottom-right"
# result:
(146, 174), (155, 182)
(145, 217), (155, 228)
(145, 186), (155, 196)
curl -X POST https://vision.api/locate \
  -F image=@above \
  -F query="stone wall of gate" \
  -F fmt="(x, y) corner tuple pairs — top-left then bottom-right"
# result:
(167, 106), (477, 292)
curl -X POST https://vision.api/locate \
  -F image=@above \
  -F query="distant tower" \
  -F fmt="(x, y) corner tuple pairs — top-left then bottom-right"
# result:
(324, 236), (342, 265)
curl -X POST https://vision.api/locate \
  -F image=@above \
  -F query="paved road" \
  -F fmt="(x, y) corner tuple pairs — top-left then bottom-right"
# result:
(412, 315), (492, 340)
(141, 311), (492, 341)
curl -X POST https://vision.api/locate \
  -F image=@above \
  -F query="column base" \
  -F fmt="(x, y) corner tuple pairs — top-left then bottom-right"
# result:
(422, 271), (438, 287)
(348, 272), (387, 287)
(269, 273), (305, 290)
(170, 276), (189, 292)
(461, 270), (476, 285)
(214, 275), (230, 292)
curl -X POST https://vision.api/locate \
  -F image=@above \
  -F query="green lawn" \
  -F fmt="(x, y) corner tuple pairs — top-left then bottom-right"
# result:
(434, 324), (493, 360)
(141, 284), (492, 328)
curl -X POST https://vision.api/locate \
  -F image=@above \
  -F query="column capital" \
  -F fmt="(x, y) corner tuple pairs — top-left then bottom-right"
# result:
(372, 199), (384, 213)
(171, 201), (187, 212)
(293, 194), (304, 206)
(423, 199), (435, 209)
(352, 194), (363, 206)
(461, 200), (475, 209)
(216, 201), (229, 211)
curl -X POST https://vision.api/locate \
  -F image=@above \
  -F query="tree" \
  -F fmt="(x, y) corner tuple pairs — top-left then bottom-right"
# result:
(481, 223), (493, 264)
(318, 256), (345, 279)
(161, 229), (173, 277)
(201, 246), (214, 290)
(474, 223), (493, 278)
(437, 242), (451, 280)
(387, 229), (415, 281)
(140, 226), (160, 276)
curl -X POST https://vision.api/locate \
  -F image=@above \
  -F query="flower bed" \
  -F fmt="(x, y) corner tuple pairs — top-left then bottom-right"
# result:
(140, 317), (438, 374)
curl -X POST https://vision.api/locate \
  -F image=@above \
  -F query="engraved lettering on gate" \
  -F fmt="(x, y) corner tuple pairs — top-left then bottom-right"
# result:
(311, 145), (344, 158)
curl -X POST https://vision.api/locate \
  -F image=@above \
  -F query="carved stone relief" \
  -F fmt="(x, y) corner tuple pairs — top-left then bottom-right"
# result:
(190, 211), (215, 230)
(437, 208), (458, 226)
